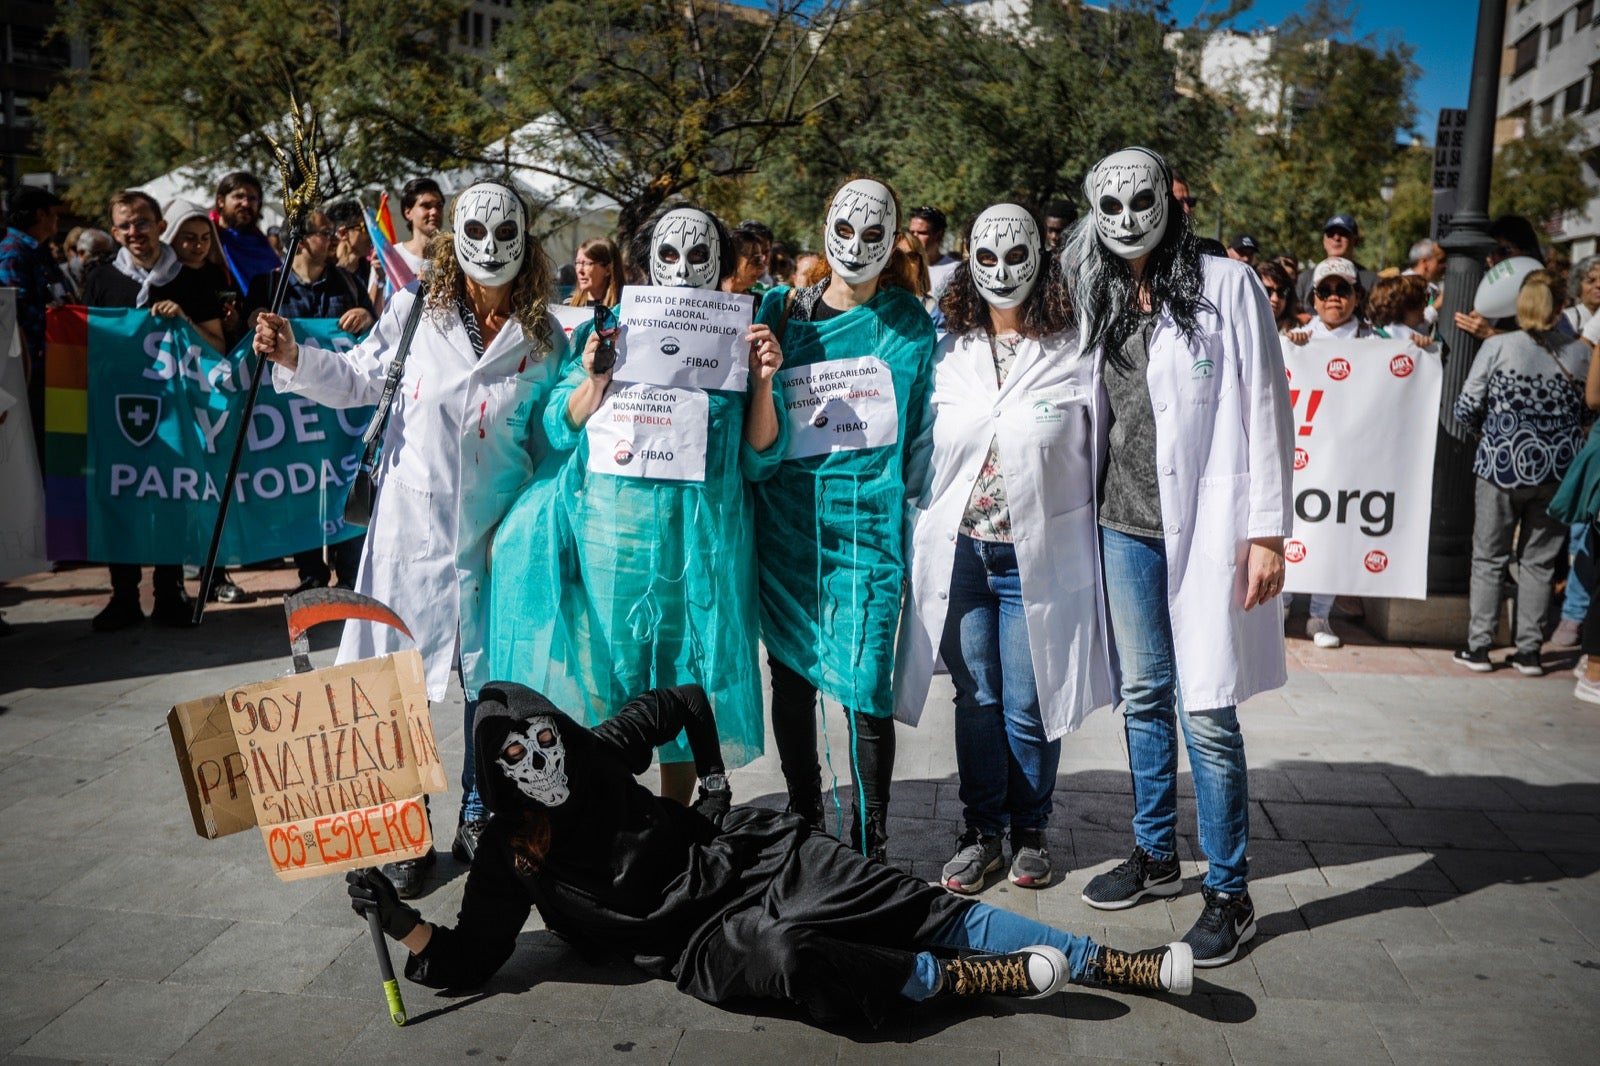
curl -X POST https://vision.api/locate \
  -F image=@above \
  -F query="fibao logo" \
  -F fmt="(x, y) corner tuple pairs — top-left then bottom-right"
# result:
(1326, 358), (1351, 381)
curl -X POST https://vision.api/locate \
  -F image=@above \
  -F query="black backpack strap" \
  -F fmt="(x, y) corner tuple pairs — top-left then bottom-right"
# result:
(357, 284), (429, 462)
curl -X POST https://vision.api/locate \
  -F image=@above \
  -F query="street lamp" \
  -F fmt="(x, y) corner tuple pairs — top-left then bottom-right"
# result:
(1379, 175), (1397, 268)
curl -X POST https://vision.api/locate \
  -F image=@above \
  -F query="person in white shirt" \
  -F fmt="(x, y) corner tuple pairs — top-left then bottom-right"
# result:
(1403, 238), (1446, 328)
(397, 177), (445, 277)
(909, 206), (961, 298)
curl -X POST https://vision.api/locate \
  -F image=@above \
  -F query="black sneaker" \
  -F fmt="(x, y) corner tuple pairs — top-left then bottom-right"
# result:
(382, 848), (436, 899)
(1085, 941), (1194, 995)
(150, 595), (199, 628)
(452, 817), (487, 863)
(1081, 846), (1182, 910)
(1509, 651), (1544, 677)
(1452, 647), (1493, 672)
(92, 597), (144, 632)
(1008, 827), (1053, 888)
(942, 945), (1069, 999)
(1181, 885), (1257, 967)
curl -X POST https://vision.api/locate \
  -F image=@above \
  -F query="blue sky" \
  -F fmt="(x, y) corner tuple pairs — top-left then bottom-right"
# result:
(1171, 0), (1478, 141)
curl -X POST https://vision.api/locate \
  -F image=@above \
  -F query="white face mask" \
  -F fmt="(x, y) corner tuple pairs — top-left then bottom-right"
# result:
(453, 183), (526, 287)
(969, 204), (1042, 310)
(1087, 148), (1170, 261)
(824, 179), (896, 285)
(650, 209), (720, 289)
(496, 718), (570, 807)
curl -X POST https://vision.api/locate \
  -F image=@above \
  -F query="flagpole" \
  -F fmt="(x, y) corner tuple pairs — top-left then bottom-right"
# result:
(193, 93), (320, 625)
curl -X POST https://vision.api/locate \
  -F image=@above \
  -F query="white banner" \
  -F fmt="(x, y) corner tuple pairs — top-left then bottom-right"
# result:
(585, 383), (709, 482)
(0, 289), (48, 581)
(1281, 337), (1442, 599)
(613, 286), (753, 392)
(779, 355), (899, 460)
(551, 303), (590, 340)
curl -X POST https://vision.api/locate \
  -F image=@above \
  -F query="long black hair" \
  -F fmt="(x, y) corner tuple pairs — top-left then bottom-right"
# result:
(1062, 147), (1211, 365)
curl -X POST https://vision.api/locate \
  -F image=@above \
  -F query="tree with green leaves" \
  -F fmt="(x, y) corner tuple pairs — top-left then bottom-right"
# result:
(1489, 117), (1591, 237)
(39, 0), (486, 215)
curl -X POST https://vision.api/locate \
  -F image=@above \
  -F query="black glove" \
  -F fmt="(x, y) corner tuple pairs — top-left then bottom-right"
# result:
(692, 772), (732, 827)
(346, 868), (421, 940)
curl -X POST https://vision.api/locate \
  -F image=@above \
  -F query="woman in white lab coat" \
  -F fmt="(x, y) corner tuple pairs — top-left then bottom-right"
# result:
(1062, 148), (1293, 969)
(895, 204), (1113, 896)
(254, 180), (567, 895)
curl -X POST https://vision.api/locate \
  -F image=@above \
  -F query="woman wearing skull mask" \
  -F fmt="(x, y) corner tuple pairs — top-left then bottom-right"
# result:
(895, 203), (1114, 896)
(486, 205), (786, 804)
(346, 681), (1194, 1028)
(254, 179), (567, 896)
(1061, 147), (1293, 968)
(752, 177), (937, 863)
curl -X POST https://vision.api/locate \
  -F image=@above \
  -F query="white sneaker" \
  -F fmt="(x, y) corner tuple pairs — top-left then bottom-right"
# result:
(1575, 676), (1600, 705)
(1306, 616), (1342, 648)
(1575, 655), (1589, 680)
(1550, 619), (1582, 649)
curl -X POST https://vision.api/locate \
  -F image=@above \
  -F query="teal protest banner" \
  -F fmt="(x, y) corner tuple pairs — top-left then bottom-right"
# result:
(82, 309), (371, 564)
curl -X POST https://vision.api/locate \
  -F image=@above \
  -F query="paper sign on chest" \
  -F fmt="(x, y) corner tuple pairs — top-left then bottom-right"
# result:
(586, 383), (710, 481)
(779, 355), (899, 460)
(613, 286), (754, 392)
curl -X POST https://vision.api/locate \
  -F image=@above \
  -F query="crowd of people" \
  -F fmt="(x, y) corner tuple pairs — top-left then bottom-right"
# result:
(3, 146), (1599, 1024)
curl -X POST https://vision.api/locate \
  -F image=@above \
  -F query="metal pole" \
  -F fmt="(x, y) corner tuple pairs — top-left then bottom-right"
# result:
(1429, 0), (1506, 594)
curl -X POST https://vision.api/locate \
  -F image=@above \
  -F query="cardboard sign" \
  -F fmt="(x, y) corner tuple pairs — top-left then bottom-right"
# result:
(585, 383), (710, 482)
(1279, 337), (1443, 599)
(779, 356), (899, 460)
(614, 286), (754, 392)
(169, 641), (447, 881)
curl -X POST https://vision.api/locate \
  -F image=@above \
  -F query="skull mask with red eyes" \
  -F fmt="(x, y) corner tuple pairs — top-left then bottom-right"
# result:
(453, 182), (526, 287)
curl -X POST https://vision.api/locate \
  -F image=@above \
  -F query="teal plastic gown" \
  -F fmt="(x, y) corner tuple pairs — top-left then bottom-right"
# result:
(487, 319), (786, 768)
(753, 285), (937, 719)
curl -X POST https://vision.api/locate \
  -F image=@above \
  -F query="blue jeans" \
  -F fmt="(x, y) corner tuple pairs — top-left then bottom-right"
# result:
(1563, 522), (1591, 623)
(941, 535), (1058, 834)
(1100, 527), (1250, 895)
(901, 903), (1100, 999)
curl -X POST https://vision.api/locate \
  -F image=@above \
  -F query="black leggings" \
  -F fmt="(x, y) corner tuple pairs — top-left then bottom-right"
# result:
(769, 655), (895, 820)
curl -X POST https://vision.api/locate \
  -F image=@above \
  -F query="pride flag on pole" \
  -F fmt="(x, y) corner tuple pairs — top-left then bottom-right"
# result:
(363, 193), (416, 295)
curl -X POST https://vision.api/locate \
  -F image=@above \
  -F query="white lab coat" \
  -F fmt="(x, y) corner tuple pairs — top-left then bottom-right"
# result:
(272, 284), (566, 701)
(894, 328), (1115, 739)
(1092, 255), (1295, 712)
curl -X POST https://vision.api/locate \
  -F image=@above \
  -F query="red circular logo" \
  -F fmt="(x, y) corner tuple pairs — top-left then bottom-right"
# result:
(1364, 550), (1388, 573)
(1327, 358), (1351, 381)
(1285, 368), (1293, 383)
(1293, 447), (1309, 471)
(1389, 354), (1414, 378)
(1285, 540), (1307, 563)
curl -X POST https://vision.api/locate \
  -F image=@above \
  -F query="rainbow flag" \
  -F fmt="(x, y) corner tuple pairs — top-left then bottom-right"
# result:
(43, 306), (89, 560)
(363, 195), (417, 294)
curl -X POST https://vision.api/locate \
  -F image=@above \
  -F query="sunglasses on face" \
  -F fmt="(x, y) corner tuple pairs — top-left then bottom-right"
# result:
(1262, 285), (1285, 298)
(1179, 196), (1198, 208)
(1315, 281), (1353, 299)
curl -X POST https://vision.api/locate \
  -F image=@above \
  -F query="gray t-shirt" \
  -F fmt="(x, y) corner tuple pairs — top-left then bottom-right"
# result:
(1098, 313), (1164, 538)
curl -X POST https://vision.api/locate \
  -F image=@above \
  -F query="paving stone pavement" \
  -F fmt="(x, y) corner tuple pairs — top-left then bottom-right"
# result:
(2, 567), (1597, 1064)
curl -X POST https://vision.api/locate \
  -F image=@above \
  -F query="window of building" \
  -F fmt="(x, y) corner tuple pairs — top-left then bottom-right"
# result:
(473, 12), (484, 47)
(1590, 62), (1600, 112)
(1579, 1), (1596, 26)
(1566, 79), (1586, 115)
(1548, 15), (1564, 49)
(490, 17), (501, 43)
(1511, 30), (1539, 79)
(1538, 95), (1556, 126)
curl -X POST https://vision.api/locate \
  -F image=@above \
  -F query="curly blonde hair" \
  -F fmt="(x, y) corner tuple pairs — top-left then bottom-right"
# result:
(424, 186), (557, 355)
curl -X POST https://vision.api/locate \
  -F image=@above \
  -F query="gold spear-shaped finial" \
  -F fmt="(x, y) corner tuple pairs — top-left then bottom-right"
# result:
(263, 88), (321, 238)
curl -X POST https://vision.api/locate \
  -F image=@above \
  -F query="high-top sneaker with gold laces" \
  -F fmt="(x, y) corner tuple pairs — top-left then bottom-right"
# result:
(1085, 942), (1194, 995)
(941, 945), (1069, 999)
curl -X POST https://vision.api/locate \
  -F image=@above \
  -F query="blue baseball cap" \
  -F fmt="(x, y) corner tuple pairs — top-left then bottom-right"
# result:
(1323, 214), (1359, 235)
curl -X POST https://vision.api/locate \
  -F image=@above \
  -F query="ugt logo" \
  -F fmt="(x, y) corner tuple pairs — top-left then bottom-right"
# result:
(116, 395), (162, 447)
(1389, 354), (1414, 378)
(1284, 540), (1307, 563)
(1294, 447), (1309, 471)
(1326, 358), (1351, 381)
(1364, 550), (1388, 573)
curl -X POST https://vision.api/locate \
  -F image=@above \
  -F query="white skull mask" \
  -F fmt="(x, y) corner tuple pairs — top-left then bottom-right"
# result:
(650, 208), (720, 289)
(969, 204), (1042, 310)
(496, 717), (569, 807)
(1087, 148), (1170, 261)
(453, 182), (526, 287)
(824, 179), (896, 285)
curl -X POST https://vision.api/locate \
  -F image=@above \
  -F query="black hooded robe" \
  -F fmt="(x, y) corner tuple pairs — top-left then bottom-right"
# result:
(403, 682), (973, 1026)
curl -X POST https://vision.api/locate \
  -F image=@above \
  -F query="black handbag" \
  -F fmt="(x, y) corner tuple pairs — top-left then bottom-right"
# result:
(342, 285), (428, 528)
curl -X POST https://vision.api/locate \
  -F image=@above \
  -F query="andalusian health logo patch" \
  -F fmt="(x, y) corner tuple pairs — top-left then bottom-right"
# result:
(116, 394), (161, 447)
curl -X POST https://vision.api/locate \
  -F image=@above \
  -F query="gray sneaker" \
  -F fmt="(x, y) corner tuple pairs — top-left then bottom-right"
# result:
(1008, 827), (1053, 888)
(942, 827), (1003, 894)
